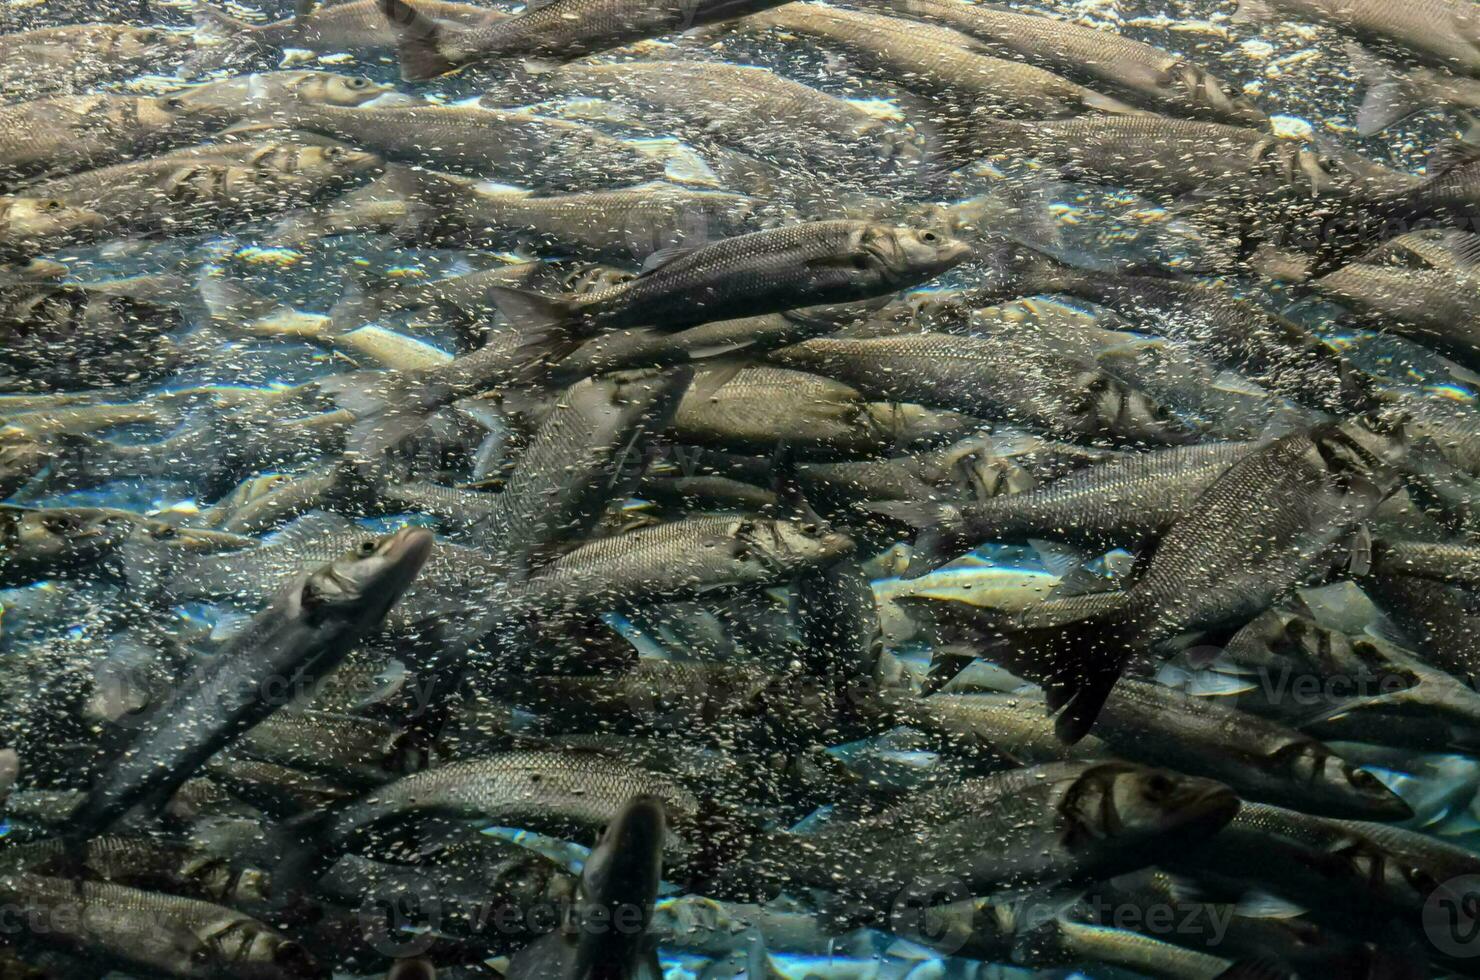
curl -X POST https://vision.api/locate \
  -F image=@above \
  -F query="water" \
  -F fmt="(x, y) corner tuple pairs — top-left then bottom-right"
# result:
(2, 0), (1480, 977)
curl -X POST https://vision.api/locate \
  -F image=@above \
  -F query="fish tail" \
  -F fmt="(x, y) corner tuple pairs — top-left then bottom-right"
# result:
(268, 807), (343, 904)
(860, 501), (967, 577)
(900, 592), (1133, 742)
(484, 285), (588, 385)
(1031, 614), (1132, 744)
(326, 268), (386, 334)
(380, 0), (463, 82)
(192, 1), (297, 43)
(1347, 43), (1425, 136)
(317, 371), (432, 459)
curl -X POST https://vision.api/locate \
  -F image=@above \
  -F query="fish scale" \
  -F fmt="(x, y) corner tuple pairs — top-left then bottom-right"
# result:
(730, 3), (1138, 119)
(853, 0), (1264, 125)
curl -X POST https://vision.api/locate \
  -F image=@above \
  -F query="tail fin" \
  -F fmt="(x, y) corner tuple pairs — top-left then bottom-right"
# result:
(191, 2), (297, 49)
(484, 284), (587, 384)
(267, 806), (343, 906)
(1347, 43), (1425, 136)
(316, 370), (432, 460)
(380, 0), (462, 82)
(900, 592), (1134, 742)
(860, 501), (968, 578)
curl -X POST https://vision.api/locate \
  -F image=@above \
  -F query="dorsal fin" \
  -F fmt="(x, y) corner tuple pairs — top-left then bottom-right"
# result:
(638, 243), (702, 276)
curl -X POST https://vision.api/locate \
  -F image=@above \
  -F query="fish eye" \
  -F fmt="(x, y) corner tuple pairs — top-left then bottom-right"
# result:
(349, 78), (369, 88)
(1348, 768), (1382, 791)
(358, 539), (378, 556)
(41, 200), (64, 212)
(920, 230), (939, 243)
(150, 525), (178, 540)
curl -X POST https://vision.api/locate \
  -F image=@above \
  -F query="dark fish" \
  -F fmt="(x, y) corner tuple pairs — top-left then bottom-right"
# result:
(68, 525), (433, 838)
(486, 220), (970, 356)
(505, 796), (666, 979)
(0, 875), (324, 979)
(1012, 419), (1408, 741)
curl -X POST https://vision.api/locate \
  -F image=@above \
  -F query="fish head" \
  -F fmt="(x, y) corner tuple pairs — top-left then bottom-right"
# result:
(1, 506), (134, 569)
(579, 795), (666, 917)
(286, 71), (396, 107)
(489, 847), (576, 910)
(1070, 369), (1200, 446)
(732, 518), (854, 575)
(201, 917), (325, 980)
(1268, 739), (1412, 820)
(864, 223), (971, 284)
(0, 196), (105, 244)
(1315, 417), (1408, 499)
(861, 404), (974, 450)
(564, 262), (636, 294)
(296, 525), (435, 624)
(1064, 762), (1239, 856)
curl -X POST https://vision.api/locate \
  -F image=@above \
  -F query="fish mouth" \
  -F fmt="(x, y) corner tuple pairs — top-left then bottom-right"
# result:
(939, 240), (973, 266)
(378, 526), (436, 590)
(1175, 785), (1241, 838)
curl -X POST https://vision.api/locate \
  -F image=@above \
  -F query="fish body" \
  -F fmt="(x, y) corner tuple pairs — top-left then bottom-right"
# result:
(270, 102), (667, 190)
(0, 23), (192, 102)
(857, 0), (1264, 124)
(68, 526), (433, 838)
(731, 3), (1138, 120)
(380, 0), (794, 81)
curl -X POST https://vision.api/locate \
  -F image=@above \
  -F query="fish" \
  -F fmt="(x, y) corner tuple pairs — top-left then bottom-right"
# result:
(850, 0), (1265, 125)
(0, 23), (193, 102)
(870, 440), (1260, 572)
(261, 101), (669, 191)
(509, 60), (923, 171)
(280, 751), (696, 876)
(671, 366), (983, 457)
(717, 3), (1140, 122)
(67, 525), (433, 839)
(0, 280), (183, 391)
(194, 0), (507, 56)
(986, 244), (1389, 416)
(0, 93), (204, 186)
(0, 874), (324, 979)
(1307, 258), (1480, 370)
(727, 761), (1238, 909)
(769, 332), (1200, 446)
(486, 220), (969, 361)
(0, 194), (105, 261)
(1232, 0), (1480, 76)
(378, 0), (795, 81)
(505, 796), (667, 979)
(23, 142), (384, 237)
(1348, 42), (1480, 135)
(1001, 418), (1407, 741)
